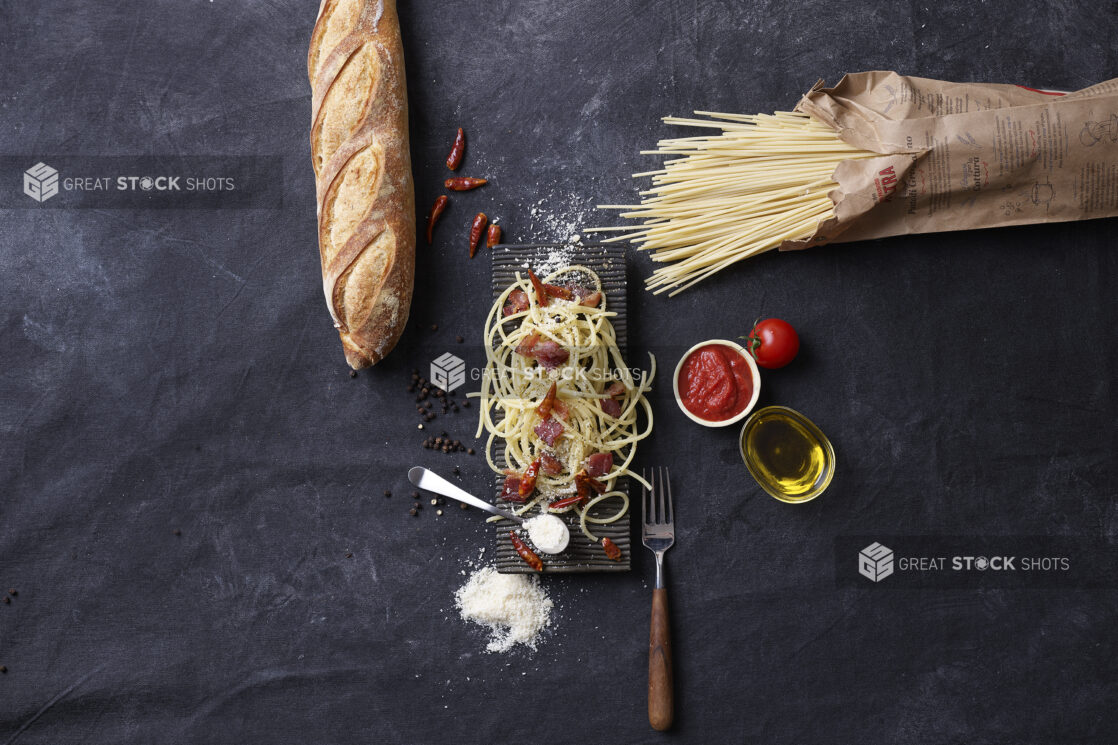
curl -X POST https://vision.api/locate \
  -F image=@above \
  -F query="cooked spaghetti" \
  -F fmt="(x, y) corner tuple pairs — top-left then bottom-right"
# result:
(590, 111), (877, 295)
(475, 266), (655, 544)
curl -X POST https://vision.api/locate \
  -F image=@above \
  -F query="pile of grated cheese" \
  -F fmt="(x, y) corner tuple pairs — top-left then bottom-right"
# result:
(454, 566), (553, 653)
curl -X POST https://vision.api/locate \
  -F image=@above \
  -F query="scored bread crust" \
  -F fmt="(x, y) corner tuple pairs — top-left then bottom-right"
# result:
(308, 0), (415, 369)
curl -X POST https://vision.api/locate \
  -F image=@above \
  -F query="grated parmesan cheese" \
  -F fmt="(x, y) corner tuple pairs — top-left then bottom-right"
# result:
(524, 515), (569, 554)
(454, 566), (553, 653)
(523, 245), (574, 278)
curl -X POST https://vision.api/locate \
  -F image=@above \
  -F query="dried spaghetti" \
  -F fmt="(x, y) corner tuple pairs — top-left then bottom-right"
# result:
(590, 111), (877, 295)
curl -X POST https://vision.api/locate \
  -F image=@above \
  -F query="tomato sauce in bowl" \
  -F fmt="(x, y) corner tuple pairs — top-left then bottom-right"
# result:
(673, 341), (760, 427)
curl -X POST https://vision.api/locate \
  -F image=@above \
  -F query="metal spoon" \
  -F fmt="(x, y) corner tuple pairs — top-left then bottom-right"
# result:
(407, 466), (569, 554)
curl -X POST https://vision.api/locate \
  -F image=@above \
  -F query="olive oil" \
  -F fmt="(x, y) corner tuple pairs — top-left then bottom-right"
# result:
(740, 407), (834, 503)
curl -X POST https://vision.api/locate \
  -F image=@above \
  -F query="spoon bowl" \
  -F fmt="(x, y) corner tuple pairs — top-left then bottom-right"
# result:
(407, 467), (571, 555)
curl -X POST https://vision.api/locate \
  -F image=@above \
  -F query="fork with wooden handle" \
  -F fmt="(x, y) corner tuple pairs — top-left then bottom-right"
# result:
(642, 467), (675, 730)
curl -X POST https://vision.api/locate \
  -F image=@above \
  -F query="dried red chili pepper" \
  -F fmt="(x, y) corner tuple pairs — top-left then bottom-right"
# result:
(468, 213), (488, 258)
(527, 269), (549, 307)
(518, 458), (541, 497)
(536, 381), (558, 419)
(510, 531), (543, 571)
(445, 127), (466, 171)
(445, 177), (487, 191)
(543, 283), (574, 300)
(601, 537), (622, 561)
(486, 223), (502, 248)
(548, 494), (586, 511)
(574, 469), (591, 501)
(426, 195), (449, 245)
(574, 469), (607, 500)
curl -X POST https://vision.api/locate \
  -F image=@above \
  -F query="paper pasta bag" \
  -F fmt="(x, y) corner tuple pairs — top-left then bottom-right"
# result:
(780, 71), (1118, 249)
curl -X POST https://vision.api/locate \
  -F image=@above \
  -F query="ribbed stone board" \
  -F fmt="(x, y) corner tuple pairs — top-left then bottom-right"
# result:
(490, 244), (631, 573)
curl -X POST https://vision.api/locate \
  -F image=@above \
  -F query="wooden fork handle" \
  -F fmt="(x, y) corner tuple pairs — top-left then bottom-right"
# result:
(648, 587), (673, 730)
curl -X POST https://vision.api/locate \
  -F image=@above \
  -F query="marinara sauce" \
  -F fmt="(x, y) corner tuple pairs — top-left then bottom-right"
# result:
(677, 344), (753, 421)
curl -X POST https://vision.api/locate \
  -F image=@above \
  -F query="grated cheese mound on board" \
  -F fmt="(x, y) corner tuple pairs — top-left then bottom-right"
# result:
(454, 566), (553, 653)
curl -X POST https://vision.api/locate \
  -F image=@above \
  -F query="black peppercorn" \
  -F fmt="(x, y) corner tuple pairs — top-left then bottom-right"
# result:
(468, 448), (475, 455)
(456, 336), (464, 343)
(409, 508), (418, 516)
(384, 490), (392, 497)
(431, 324), (438, 331)
(349, 370), (357, 378)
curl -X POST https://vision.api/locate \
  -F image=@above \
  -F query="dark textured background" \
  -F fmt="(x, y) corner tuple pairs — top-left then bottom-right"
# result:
(1, 1), (1116, 742)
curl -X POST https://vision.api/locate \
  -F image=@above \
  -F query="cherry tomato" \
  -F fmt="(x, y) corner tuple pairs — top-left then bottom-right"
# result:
(744, 318), (799, 369)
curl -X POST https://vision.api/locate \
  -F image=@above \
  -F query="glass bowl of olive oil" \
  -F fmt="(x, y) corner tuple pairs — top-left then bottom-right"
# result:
(739, 406), (835, 503)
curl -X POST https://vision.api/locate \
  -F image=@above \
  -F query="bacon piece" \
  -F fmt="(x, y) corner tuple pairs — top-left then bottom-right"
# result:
(568, 284), (590, 300)
(534, 341), (569, 369)
(601, 537), (622, 561)
(534, 417), (563, 447)
(527, 269), (549, 307)
(502, 289), (529, 317)
(600, 398), (622, 418)
(579, 291), (602, 308)
(605, 381), (626, 398)
(548, 494), (586, 511)
(510, 531), (543, 571)
(585, 453), (613, 477)
(518, 458), (541, 497)
(515, 331), (540, 358)
(499, 475), (525, 503)
(543, 283), (574, 300)
(536, 381), (558, 419)
(540, 452), (563, 476)
(552, 399), (570, 421)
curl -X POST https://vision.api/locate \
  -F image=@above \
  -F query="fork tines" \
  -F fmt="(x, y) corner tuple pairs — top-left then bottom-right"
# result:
(642, 467), (674, 533)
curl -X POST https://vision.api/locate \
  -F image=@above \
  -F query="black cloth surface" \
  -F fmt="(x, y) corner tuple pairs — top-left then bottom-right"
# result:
(1, 1), (1116, 743)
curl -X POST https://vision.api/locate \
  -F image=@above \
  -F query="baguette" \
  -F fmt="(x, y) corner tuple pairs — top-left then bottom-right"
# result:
(308, 0), (415, 369)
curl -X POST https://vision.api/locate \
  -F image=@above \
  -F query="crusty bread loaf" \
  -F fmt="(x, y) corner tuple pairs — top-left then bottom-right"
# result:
(308, 0), (414, 369)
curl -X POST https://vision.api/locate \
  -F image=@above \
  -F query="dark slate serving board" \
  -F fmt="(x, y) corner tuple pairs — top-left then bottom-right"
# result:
(490, 244), (633, 573)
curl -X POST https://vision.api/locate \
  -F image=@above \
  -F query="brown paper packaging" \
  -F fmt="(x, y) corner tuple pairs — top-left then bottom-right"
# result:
(780, 71), (1118, 250)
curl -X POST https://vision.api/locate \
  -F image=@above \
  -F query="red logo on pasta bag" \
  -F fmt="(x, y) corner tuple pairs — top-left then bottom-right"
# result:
(873, 165), (899, 203)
